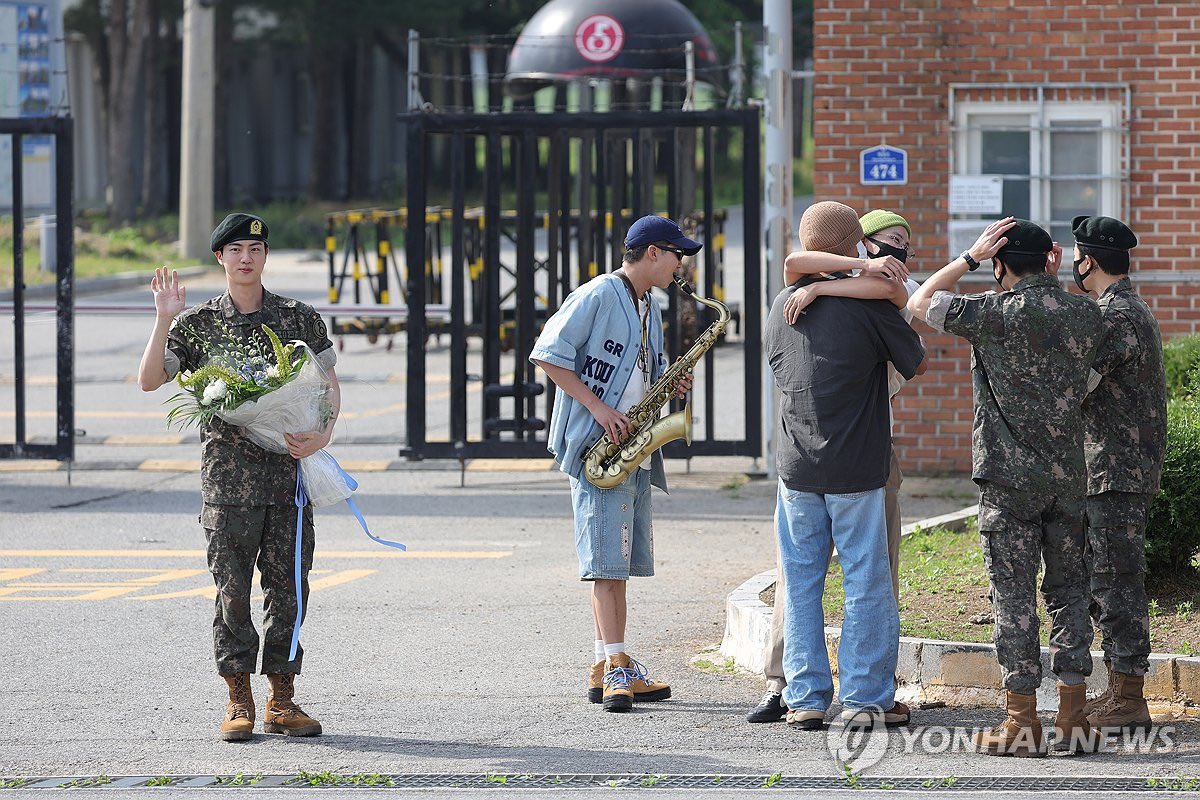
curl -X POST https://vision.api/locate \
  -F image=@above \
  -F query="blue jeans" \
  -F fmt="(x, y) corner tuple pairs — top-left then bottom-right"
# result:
(776, 480), (898, 712)
(570, 468), (654, 580)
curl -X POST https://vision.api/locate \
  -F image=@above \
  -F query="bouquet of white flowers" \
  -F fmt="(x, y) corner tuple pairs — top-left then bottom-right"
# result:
(166, 322), (351, 506)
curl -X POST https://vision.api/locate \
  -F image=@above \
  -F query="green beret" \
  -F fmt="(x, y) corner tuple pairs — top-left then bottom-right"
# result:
(859, 209), (911, 238)
(995, 219), (1052, 257)
(211, 213), (269, 252)
(1072, 215), (1137, 251)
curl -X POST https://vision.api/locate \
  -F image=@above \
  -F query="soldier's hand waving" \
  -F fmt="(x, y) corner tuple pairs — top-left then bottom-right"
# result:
(151, 267), (187, 320)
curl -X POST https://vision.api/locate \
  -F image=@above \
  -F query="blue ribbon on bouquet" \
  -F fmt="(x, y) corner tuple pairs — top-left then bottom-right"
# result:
(287, 459), (406, 662)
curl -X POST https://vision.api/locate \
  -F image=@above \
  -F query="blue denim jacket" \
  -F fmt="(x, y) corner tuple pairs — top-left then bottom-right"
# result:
(529, 273), (669, 492)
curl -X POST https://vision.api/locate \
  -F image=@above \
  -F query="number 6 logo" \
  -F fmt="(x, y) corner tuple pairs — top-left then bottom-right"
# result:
(575, 14), (624, 63)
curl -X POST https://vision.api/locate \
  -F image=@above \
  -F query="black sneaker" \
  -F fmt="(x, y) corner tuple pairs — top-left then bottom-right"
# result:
(747, 691), (788, 723)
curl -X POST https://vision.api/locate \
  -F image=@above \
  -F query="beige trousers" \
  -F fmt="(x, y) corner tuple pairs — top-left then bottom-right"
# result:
(764, 449), (903, 692)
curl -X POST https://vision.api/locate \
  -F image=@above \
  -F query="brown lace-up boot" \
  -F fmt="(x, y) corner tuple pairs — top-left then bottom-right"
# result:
(1083, 660), (1113, 717)
(588, 660), (605, 704)
(972, 691), (1046, 758)
(220, 672), (255, 742)
(1087, 672), (1152, 733)
(263, 673), (323, 737)
(1051, 682), (1101, 753)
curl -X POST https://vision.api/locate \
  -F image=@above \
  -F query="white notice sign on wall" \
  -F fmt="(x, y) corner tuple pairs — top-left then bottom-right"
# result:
(948, 175), (1004, 214)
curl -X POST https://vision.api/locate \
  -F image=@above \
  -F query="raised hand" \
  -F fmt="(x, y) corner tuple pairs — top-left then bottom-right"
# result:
(861, 254), (909, 282)
(969, 217), (1018, 263)
(151, 266), (187, 320)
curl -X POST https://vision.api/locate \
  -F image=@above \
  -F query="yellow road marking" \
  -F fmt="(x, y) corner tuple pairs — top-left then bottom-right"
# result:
(105, 434), (189, 445)
(137, 459), (202, 471)
(309, 568), (376, 590)
(0, 568), (46, 581)
(0, 549), (513, 559)
(336, 460), (392, 471)
(467, 458), (555, 472)
(0, 460), (60, 472)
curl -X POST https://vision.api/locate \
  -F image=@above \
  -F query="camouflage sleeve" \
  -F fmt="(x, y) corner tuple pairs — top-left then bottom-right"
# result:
(1088, 312), (1138, 390)
(942, 292), (1003, 345)
(165, 319), (197, 377)
(302, 307), (337, 370)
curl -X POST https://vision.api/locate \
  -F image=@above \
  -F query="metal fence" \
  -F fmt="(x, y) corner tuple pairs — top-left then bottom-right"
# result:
(2, 116), (74, 461)
(399, 108), (762, 461)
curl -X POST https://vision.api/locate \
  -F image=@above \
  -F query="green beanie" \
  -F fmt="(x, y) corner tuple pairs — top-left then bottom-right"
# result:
(859, 209), (911, 239)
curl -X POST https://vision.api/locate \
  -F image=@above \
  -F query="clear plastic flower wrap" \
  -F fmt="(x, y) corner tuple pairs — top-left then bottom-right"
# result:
(215, 342), (352, 507)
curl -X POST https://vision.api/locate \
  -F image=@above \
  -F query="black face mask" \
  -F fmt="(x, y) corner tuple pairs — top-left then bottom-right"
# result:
(866, 238), (908, 264)
(1072, 256), (1093, 293)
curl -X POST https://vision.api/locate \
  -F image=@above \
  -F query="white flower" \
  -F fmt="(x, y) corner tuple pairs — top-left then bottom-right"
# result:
(202, 379), (228, 406)
(267, 365), (281, 379)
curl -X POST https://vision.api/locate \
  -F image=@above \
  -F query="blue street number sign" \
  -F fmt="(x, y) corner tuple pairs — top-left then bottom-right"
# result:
(860, 145), (908, 186)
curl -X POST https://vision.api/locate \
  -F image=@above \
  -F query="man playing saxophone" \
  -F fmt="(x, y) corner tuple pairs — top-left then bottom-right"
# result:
(530, 215), (699, 713)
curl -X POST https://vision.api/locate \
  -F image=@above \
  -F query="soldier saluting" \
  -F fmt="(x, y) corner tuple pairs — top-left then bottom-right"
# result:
(909, 218), (1103, 756)
(1071, 216), (1168, 733)
(137, 213), (338, 741)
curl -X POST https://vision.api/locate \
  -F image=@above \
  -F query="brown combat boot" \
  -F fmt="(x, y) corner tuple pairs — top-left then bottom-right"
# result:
(1087, 672), (1152, 733)
(263, 673), (323, 737)
(972, 691), (1046, 758)
(220, 672), (255, 742)
(588, 659), (605, 704)
(601, 653), (636, 713)
(1082, 660), (1113, 717)
(1051, 682), (1101, 753)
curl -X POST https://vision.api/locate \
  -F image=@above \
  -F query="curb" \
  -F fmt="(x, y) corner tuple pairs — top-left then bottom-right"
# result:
(0, 266), (210, 302)
(718, 505), (1200, 713)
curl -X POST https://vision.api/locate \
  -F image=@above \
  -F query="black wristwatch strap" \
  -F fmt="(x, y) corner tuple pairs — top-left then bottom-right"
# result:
(961, 251), (980, 271)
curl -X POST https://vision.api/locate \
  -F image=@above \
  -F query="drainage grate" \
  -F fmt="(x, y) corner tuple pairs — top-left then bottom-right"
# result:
(2, 773), (1197, 791)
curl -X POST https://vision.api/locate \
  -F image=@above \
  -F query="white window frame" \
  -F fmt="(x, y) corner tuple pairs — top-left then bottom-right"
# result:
(949, 96), (1123, 259)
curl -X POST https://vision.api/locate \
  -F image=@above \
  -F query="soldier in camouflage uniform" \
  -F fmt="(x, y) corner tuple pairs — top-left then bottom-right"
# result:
(1071, 216), (1167, 733)
(137, 213), (338, 741)
(909, 218), (1103, 756)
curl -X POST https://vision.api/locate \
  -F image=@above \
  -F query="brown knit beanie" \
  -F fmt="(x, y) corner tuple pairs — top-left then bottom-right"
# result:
(798, 201), (864, 257)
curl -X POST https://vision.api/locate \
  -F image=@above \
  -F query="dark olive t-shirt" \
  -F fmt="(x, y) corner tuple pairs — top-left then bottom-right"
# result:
(764, 277), (925, 494)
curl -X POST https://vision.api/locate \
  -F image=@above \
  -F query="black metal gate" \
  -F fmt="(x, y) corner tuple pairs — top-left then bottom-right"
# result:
(1, 116), (73, 461)
(400, 109), (761, 461)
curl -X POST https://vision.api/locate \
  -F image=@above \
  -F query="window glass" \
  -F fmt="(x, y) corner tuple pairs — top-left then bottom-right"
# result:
(981, 129), (1031, 219)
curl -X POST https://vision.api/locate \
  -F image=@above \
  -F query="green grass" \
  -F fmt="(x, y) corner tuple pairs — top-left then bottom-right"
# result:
(821, 522), (1052, 644)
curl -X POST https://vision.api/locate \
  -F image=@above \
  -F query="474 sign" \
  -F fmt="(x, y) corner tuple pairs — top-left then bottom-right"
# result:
(575, 14), (625, 63)
(860, 145), (908, 185)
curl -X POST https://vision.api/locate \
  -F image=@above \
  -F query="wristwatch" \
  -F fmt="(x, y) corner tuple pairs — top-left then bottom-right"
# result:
(960, 251), (980, 271)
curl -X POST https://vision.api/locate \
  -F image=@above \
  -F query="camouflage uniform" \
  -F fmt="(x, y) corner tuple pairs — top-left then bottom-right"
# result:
(1081, 277), (1168, 676)
(165, 289), (335, 675)
(927, 272), (1102, 694)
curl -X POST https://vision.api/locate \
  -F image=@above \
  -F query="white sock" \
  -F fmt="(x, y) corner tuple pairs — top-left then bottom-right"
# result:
(604, 641), (627, 657)
(594, 639), (605, 663)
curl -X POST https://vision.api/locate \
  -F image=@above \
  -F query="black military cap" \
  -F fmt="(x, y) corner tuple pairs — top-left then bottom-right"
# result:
(1072, 215), (1137, 251)
(995, 219), (1053, 258)
(210, 213), (269, 252)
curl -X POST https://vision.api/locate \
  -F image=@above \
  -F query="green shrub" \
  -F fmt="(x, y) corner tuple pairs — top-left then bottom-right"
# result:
(1163, 334), (1200, 400)
(1147, 397), (1200, 571)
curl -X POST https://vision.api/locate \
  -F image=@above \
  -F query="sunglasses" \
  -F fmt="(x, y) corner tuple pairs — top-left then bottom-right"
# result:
(654, 244), (687, 257)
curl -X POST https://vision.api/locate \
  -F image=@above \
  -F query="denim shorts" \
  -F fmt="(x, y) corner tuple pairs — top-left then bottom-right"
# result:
(569, 468), (654, 580)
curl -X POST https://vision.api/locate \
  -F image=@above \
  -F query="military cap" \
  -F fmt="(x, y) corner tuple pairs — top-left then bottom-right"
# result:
(1072, 215), (1137, 251)
(210, 213), (269, 252)
(995, 218), (1052, 257)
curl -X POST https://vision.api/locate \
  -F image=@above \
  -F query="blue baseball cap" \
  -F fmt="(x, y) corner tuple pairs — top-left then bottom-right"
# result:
(624, 215), (703, 256)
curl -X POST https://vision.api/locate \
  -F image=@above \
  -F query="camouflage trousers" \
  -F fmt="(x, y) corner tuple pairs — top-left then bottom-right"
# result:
(202, 503), (315, 675)
(1085, 491), (1151, 676)
(977, 482), (1093, 694)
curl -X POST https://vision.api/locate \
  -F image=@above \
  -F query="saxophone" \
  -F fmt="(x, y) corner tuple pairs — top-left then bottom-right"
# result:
(582, 275), (730, 488)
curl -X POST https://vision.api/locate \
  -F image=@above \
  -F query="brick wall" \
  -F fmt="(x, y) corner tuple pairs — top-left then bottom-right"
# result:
(812, 0), (1200, 474)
